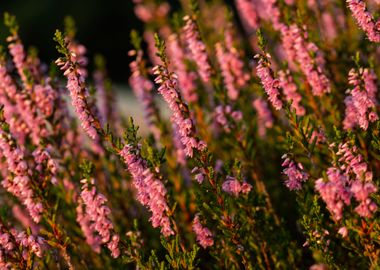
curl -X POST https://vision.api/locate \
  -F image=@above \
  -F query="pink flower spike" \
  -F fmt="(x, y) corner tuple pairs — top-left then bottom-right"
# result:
(192, 215), (214, 248)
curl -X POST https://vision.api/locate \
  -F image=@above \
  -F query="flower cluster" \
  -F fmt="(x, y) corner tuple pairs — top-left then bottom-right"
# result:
(192, 215), (214, 249)
(343, 68), (378, 130)
(255, 54), (283, 110)
(347, 0), (380, 42)
(222, 176), (252, 196)
(79, 179), (120, 258)
(119, 144), (174, 237)
(282, 155), (309, 191)
(153, 64), (206, 157)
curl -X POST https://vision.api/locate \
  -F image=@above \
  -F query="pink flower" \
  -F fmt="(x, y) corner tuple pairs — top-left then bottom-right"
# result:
(119, 145), (175, 237)
(350, 180), (377, 217)
(215, 43), (249, 101)
(278, 70), (305, 115)
(280, 25), (331, 96)
(79, 179), (120, 257)
(222, 176), (252, 196)
(347, 0), (380, 42)
(315, 168), (351, 220)
(338, 227), (348, 238)
(253, 98), (273, 137)
(129, 50), (161, 142)
(222, 176), (241, 196)
(214, 105), (243, 133)
(192, 215), (214, 248)
(56, 57), (100, 140)
(183, 16), (212, 83)
(0, 128), (43, 223)
(153, 65), (206, 157)
(282, 155), (309, 191)
(343, 68), (378, 130)
(166, 34), (198, 103)
(235, 0), (259, 32)
(255, 54), (283, 110)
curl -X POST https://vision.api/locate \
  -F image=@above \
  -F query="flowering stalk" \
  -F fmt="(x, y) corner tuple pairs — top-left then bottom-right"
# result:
(79, 178), (120, 258)
(166, 33), (198, 104)
(192, 215), (213, 248)
(281, 155), (309, 191)
(55, 30), (102, 140)
(343, 68), (378, 130)
(0, 119), (43, 223)
(347, 0), (380, 42)
(255, 53), (283, 110)
(183, 15), (212, 84)
(128, 48), (162, 142)
(252, 98), (273, 137)
(215, 42), (249, 101)
(119, 144), (175, 237)
(280, 24), (331, 96)
(278, 70), (306, 116)
(153, 35), (207, 157)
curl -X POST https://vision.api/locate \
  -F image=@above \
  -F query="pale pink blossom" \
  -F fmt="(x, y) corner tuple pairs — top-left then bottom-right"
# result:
(350, 180), (377, 217)
(214, 105), (243, 133)
(0, 128), (43, 223)
(129, 50), (161, 141)
(280, 25), (331, 96)
(56, 57), (99, 140)
(338, 227), (348, 238)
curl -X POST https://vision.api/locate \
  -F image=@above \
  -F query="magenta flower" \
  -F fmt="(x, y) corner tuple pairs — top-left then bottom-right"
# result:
(192, 215), (214, 248)
(282, 155), (309, 191)
(119, 144), (175, 237)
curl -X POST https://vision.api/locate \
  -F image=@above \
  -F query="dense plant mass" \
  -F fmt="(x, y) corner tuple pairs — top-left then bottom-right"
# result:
(0, 0), (380, 269)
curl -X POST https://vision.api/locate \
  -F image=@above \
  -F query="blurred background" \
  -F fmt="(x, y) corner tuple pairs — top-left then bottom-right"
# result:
(0, 0), (143, 84)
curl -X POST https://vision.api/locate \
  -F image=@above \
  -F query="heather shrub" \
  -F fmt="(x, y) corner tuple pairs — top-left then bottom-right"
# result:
(0, 0), (380, 269)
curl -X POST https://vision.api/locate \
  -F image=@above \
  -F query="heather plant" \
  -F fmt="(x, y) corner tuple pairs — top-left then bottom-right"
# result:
(0, 0), (379, 269)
